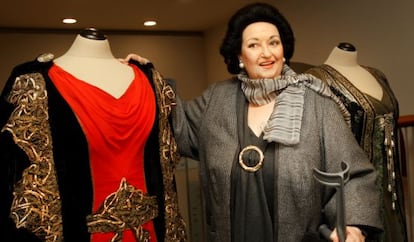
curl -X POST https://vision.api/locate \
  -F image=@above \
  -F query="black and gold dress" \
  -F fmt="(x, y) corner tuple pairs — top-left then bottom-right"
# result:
(307, 64), (407, 242)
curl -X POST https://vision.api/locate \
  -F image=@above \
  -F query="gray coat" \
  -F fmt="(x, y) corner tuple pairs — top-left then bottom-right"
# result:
(173, 78), (382, 241)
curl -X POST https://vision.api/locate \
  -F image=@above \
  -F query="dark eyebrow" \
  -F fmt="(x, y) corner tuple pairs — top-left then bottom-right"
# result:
(269, 35), (280, 39)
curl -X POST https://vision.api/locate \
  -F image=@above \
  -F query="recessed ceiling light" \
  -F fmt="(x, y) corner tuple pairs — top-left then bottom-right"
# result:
(143, 20), (157, 27)
(62, 18), (77, 24)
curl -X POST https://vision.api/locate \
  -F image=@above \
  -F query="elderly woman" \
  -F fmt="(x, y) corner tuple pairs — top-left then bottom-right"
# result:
(127, 3), (383, 241)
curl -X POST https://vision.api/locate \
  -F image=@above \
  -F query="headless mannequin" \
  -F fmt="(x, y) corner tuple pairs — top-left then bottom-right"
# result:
(54, 28), (134, 99)
(324, 42), (383, 100)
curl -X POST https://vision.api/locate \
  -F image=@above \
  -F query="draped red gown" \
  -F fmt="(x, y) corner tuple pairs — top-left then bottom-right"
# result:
(49, 64), (157, 242)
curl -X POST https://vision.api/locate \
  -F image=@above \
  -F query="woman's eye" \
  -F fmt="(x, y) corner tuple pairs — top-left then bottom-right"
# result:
(270, 40), (280, 46)
(248, 43), (257, 48)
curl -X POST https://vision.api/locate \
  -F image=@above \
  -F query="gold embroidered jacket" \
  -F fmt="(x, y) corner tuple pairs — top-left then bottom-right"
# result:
(0, 55), (187, 242)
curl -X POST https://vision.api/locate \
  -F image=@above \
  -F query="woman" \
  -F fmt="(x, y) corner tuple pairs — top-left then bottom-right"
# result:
(128, 3), (383, 241)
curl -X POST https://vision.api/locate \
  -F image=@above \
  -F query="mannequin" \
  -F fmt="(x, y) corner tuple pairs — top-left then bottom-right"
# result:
(307, 43), (407, 242)
(54, 28), (134, 98)
(324, 42), (383, 100)
(0, 28), (187, 241)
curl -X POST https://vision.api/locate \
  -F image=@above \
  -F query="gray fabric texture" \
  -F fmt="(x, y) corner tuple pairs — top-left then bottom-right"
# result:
(173, 78), (382, 242)
(238, 64), (350, 145)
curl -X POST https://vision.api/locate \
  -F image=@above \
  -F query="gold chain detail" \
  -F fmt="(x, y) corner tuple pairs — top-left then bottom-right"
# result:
(3, 73), (63, 241)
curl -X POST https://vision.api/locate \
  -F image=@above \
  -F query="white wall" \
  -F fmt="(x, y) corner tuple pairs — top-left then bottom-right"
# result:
(205, 0), (414, 115)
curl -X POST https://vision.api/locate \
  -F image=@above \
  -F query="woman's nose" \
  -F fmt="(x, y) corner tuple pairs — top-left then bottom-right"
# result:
(261, 45), (272, 57)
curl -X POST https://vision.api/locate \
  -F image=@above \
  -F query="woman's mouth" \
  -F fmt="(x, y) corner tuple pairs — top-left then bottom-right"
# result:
(260, 61), (275, 68)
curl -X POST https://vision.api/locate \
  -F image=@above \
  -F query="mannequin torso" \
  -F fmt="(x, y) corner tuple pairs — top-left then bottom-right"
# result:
(324, 46), (383, 100)
(54, 34), (134, 99)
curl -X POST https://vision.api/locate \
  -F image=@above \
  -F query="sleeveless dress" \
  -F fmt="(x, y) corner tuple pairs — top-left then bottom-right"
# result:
(49, 64), (157, 242)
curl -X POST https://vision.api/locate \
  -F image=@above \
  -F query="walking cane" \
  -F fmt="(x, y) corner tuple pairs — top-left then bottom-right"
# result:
(313, 161), (350, 242)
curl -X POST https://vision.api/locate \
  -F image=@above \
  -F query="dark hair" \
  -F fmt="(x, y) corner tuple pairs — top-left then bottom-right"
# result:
(219, 2), (295, 74)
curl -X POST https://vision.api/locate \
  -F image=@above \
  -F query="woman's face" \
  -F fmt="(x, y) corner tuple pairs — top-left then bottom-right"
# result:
(239, 22), (284, 79)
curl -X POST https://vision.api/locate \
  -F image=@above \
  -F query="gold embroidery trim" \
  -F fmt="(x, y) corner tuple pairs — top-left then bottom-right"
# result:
(308, 65), (375, 158)
(152, 70), (187, 241)
(86, 178), (158, 242)
(308, 66), (401, 212)
(2, 73), (63, 241)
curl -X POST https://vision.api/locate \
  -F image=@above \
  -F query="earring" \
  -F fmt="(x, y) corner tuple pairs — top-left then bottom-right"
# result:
(283, 57), (286, 63)
(239, 60), (244, 69)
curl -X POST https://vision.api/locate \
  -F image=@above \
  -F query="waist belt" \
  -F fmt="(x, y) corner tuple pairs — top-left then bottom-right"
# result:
(87, 178), (158, 242)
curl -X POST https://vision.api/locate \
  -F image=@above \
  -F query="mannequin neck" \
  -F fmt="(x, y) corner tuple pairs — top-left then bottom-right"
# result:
(322, 46), (383, 100)
(59, 34), (115, 59)
(324, 46), (358, 67)
(53, 34), (134, 98)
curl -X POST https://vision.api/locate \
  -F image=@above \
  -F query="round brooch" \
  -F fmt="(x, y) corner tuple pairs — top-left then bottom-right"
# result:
(238, 145), (264, 172)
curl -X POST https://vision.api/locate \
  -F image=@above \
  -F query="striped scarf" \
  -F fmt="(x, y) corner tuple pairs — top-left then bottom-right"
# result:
(238, 64), (349, 145)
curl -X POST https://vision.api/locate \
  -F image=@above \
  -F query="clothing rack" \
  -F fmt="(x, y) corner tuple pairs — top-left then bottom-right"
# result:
(398, 114), (414, 242)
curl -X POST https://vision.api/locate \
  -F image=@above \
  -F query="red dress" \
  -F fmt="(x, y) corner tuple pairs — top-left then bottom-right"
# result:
(49, 64), (157, 242)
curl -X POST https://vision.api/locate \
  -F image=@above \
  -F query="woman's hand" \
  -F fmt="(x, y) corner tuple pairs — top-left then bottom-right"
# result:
(119, 53), (150, 65)
(330, 226), (365, 242)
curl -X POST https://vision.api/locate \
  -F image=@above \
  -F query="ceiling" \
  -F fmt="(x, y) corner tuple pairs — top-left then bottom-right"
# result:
(0, 0), (275, 34)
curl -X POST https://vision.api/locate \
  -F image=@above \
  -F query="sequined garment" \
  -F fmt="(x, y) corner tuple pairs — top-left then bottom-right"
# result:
(307, 64), (407, 242)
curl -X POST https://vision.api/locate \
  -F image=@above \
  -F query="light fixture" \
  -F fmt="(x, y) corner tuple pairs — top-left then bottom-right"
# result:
(143, 20), (157, 27)
(62, 18), (77, 24)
